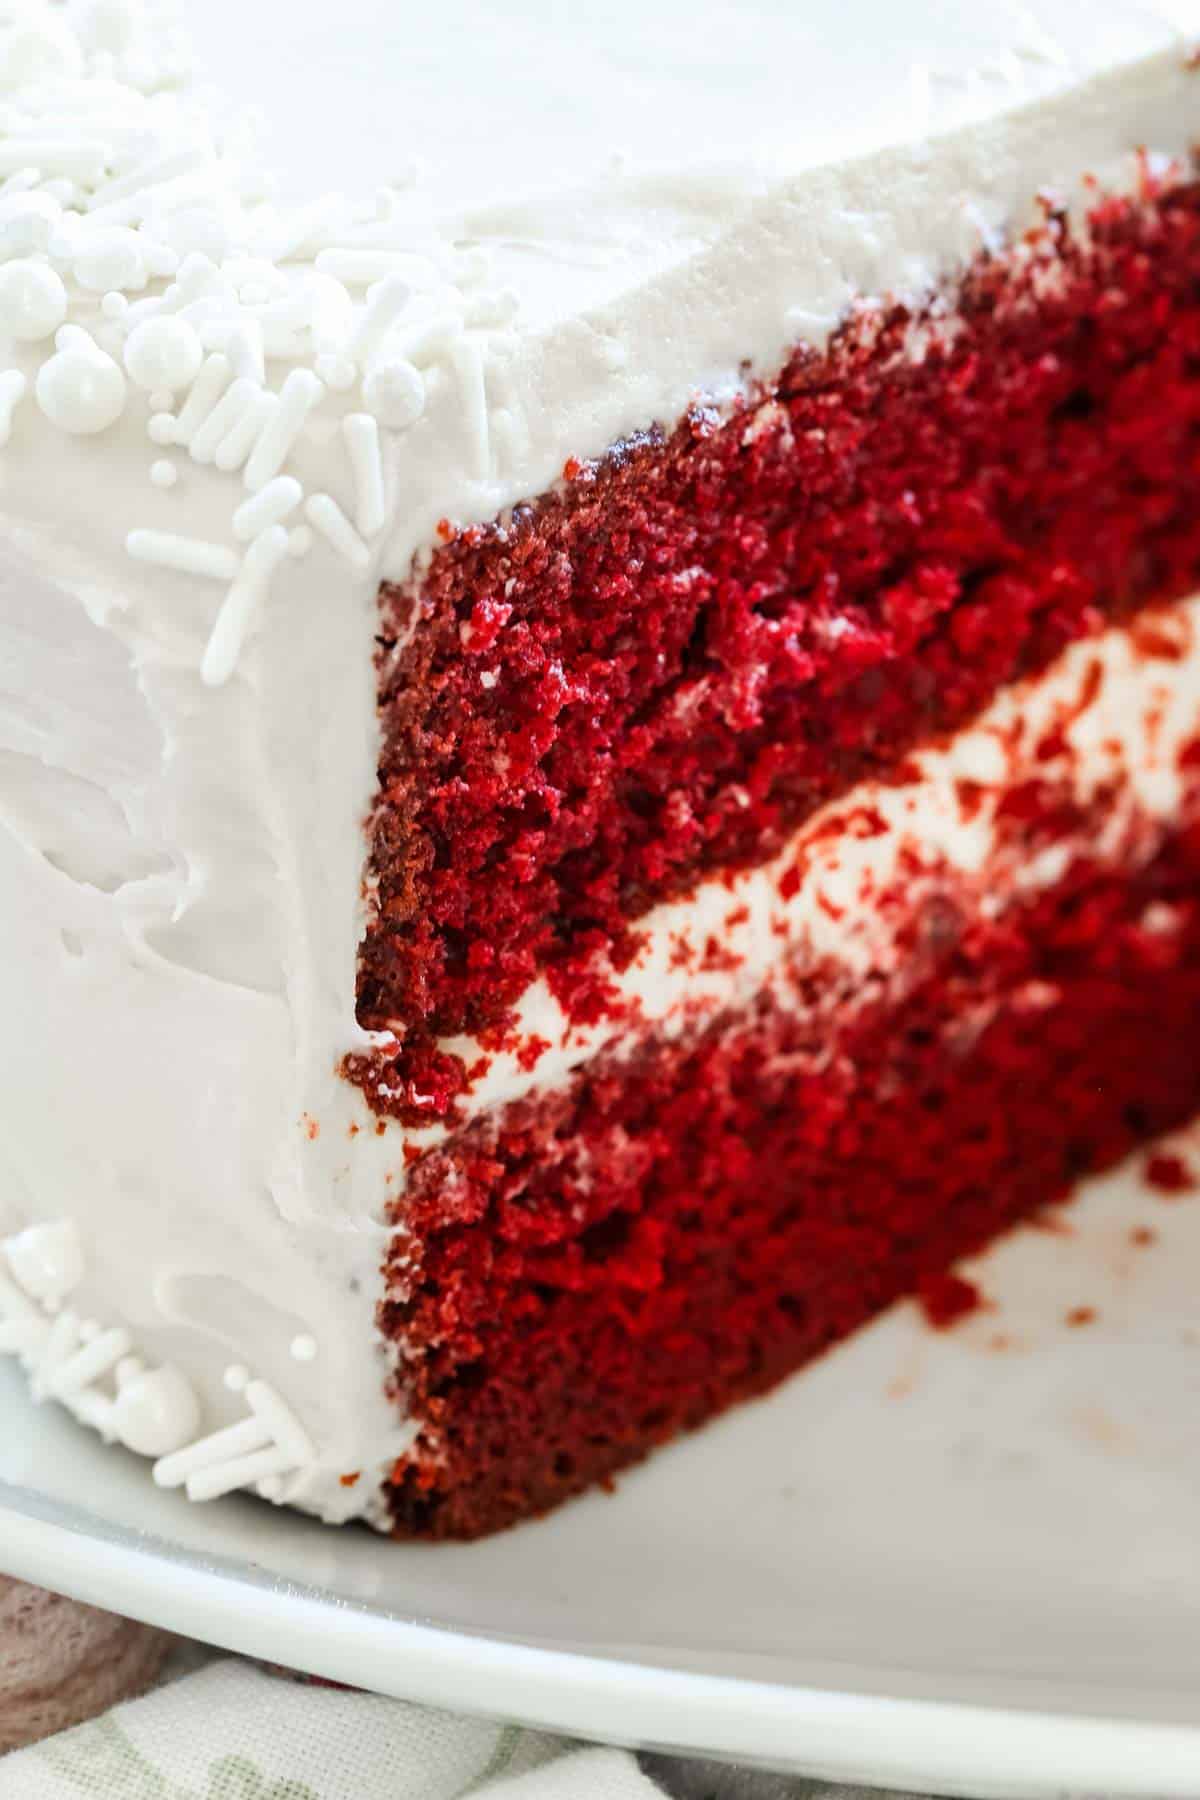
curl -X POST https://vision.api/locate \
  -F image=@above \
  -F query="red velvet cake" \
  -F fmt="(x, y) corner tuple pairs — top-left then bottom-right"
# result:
(0, 0), (1198, 1536)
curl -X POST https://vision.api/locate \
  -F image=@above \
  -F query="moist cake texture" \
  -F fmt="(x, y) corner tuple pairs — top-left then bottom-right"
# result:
(0, 0), (1197, 1536)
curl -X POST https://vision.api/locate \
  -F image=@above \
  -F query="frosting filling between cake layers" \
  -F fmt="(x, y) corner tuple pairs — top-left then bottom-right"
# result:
(399, 596), (1200, 1152)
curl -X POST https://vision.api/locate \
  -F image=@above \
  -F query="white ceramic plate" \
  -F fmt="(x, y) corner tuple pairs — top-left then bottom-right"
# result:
(4, 1133), (1200, 1800)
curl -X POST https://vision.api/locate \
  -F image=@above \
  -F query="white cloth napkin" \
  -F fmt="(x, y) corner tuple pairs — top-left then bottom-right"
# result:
(1, 1655), (663, 1798)
(0, 1647), (860, 1800)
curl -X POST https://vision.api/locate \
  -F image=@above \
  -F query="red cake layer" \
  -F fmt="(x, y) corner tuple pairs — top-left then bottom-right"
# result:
(354, 172), (1200, 1123)
(380, 801), (1200, 1539)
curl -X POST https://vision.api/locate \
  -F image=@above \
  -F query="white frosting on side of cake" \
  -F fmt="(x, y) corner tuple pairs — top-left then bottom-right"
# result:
(0, 0), (1198, 1520)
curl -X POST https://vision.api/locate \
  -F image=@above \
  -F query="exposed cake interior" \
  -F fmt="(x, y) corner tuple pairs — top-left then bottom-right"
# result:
(353, 175), (1200, 1127)
(374, 595), (1200, 1535)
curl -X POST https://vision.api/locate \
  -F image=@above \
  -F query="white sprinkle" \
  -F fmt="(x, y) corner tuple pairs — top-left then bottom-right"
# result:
(304, 493), (370, 570)
(479, 669), (498, 689)
(0, 368), (26, 446)
(186, 1445), (293, 1504)
(173, 352), (231, 446)
(342, 412), (385, 538)
(36, 333), (126, 435)
(31, 1311), (82, 1400)
(73, 225), (146, 293)
(0, 260), (66, 342)
(204, 317), (265, 385)
(86, 148), (209, 214)
(149, 459), (177, 489)
(68, 1390), (116, 1441)
(464, 287), (519, 330)
(48, 1326), (132, 1400)
(316, 248), (436, 287)
(451, 337), (490, 481)
(346, 273), (413, 364)
(188, 376), (261, 465)
(452, 248), (490, 288)
(362, 356), (424, 430)
(214, 389), (275, 474)
(123, 315), (203, 392)
(0, 143), (106, 184)
(232, 474), (302, 542)
(201, 524), (290, 687)
(0, 1262), (47, 1332)
(289, 1334), (318, 1363)
(286, 525), (313, 559)
(223, 1364), (249, 1393)
(153, 1414), (269, 1487)
(391, 309), (463, 368)
(244, 367), (323, 492)
(126, 530), (239, 581)
(314, 353), (357, 392)
(147, 412), (177, 446)
(245, 1378), (315, 1466)
(100, 290), (128, 320)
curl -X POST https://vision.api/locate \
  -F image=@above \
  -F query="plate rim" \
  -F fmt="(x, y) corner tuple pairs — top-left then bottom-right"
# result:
(4, 1478), (1200, 1800)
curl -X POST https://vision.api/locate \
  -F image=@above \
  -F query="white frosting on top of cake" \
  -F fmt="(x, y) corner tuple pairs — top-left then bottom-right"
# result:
(0, 0), (1198, 1519)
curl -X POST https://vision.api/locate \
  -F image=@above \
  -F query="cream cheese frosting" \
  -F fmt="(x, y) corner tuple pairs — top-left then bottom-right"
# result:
(0, 0), (1198, 1521)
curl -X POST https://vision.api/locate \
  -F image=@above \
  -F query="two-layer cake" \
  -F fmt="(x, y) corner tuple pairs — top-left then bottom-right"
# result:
(0, 0), (1197, 1536)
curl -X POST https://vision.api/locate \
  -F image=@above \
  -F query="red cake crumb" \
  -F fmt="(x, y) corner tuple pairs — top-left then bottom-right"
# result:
(1065, 1306), (1098, 1327)
(380, 821), (1200, 1538)
(1130, 1225), (1158, 1246)
(1144, 1151), (1198, 1194)
(351, 180), (1200, 1122)
(917, 1272), (985, 1329)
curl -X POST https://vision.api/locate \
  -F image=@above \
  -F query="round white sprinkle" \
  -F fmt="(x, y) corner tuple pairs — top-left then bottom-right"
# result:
(124, 316), (204, 393)
(223, 1363), (249, 1393)
(287, 525), (313, 559)
(113, 1364), (202, 1458)
(74, 226), (145, 294)
(150, 459), (178, 489)
(147, 412), (177, 446)
(362, 356), (424, 430)
(100, 290), (129, 321)
(290, 1334), (318, 1363)
(3, 1219), (84, 1307)
(36, 335), (126, 434)
(0, 260), (66, 343)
